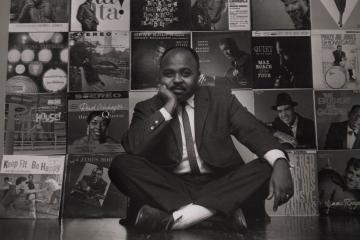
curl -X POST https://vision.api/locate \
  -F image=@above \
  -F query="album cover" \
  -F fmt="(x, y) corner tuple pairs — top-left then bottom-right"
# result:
(67, 91), (128, 154)
(252, 0), (311, 30)
(311, 0), (360, 30)
(69, 31), (129, 92)
(130, 0), (191, 30)
(62, 154), (127, 218)
(0, 155), (65, 219)
(192, 31), (252, 89)
(7, 32), (68, 94)
(131, 31), (191, 90)
(191, 0), (250, 31)
(9, 0), (69, 32)
(315, 90), (360, 150)
(252, 31), (312, 89)
(266, 150), (318, 216)
(71, 0), (129, 31)
(318, 150), (360, 215)
(312, 30), (360, 89)
(4, 93), (67, 155)
(254, 89), (316, 149)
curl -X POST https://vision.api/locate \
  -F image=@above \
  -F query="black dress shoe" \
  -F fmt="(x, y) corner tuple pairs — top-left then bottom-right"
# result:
(134, 205), (174, 233)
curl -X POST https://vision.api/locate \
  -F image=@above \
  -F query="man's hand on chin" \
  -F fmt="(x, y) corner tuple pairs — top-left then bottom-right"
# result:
(267, 158), (294, 211)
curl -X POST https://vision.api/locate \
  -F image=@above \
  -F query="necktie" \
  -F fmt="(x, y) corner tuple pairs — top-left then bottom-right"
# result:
(181, 104), (201, 174)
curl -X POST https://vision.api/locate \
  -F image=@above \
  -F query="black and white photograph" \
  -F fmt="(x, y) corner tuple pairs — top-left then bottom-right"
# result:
(62, 154), (127, 218)
(252, 0), (311, 30)
(315, 90), (360, 150)
(4, 93), (66, 155)
(311, 0), (360, 30)
(7, 32), (68, 93)
(252, 31), (313, 89)
(0, 155), (65, 219)
(130, 0), (192, 30)
(192, 31), (252, 88)
(312, 30), (360, 89)
(67, 91), (128, 154)
(318, 150), (360, 215)
(71, 0), (130, 31)
(9, 0), (69, 32)
(254, 89), (316, 149)
(69, 31), (129, 92)
(191, 0), (250, 30)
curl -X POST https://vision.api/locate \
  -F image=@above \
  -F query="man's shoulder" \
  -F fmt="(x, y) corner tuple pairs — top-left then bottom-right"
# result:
(199, 86), (232, 99)
(297, 114), (314, 125)
(135, 94), (162, 108)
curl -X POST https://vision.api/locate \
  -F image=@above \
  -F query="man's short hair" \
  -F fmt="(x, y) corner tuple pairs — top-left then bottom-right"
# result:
(4, 177), (10, 181)
(86, 111), (111, 126)
(348, 105), (360, 118)
(159, 46), (200, 70)
(346, 158), (360, 171)
(92, 166), (103, 175)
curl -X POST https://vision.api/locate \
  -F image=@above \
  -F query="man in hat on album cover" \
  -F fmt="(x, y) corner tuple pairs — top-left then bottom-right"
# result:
(268, 92), (316, 149)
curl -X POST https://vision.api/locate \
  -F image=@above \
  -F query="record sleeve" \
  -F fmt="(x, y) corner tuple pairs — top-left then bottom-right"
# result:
(318, 150), (360, 215)
(7, 32), (68, 94)
(254, 89), (316, 149)
(252, 31), (312, 89)
(191, 0), (250, 31)
(130, 0), (191, 30)
(312, 30), (360, 89)
(252, 0), (311, 30)
(311, 0), (360, 30)
(265, 150), (318, 216)
(131, 31), (191, 90)
(62, 154), (127, 218)
(9, 0), (69, 32)
(71, 0), (129, 31)
(315, 90), (360, 150)
(67, 91), (128, 154)
(4, 93), (67, 155)
(192, 31), (252, 89)
(69, 31), (129, 92)
(0, 155), (65, 219)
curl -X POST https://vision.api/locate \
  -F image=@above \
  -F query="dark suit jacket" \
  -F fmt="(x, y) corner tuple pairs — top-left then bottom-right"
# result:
(122, 87), (285, 172)
(325, 121), (352, 149)
(271, 114), (316, 149)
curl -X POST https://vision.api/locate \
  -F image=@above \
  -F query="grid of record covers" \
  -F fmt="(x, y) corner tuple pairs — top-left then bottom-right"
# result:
(1, 0), (360, 219)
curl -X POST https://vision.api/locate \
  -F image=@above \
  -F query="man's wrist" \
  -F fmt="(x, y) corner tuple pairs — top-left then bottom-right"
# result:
(164, 99), (178, 115)
(274, 158), (292, 169)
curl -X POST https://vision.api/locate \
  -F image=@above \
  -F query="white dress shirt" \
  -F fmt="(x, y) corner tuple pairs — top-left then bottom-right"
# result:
(159, 95), (286, 173)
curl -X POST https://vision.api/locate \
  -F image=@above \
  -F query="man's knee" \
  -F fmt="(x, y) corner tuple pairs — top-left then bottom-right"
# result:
(109, 154), (145, 181)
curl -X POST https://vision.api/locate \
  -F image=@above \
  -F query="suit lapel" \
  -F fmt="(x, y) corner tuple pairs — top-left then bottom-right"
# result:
(194, 87), (210, 148)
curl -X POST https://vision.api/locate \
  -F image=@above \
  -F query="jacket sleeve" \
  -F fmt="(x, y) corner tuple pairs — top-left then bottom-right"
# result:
(121, 100), (171, 156)
(228, 93), (285, 157)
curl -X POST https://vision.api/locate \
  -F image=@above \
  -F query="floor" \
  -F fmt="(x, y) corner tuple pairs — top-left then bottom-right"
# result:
(0, 216), (360, 240)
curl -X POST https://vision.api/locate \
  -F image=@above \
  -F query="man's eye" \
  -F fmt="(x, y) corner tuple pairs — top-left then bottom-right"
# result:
(182, 70), (192, 77)
(163, 71), (173, 77)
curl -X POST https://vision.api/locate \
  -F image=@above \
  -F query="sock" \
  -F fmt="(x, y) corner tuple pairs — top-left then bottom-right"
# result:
(171, 203), (215, 230)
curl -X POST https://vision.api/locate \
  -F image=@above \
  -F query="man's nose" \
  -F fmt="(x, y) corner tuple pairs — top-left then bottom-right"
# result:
(173, 73), (183, 83)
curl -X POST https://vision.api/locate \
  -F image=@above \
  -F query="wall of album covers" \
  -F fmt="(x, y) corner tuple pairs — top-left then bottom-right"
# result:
(1, 0), (360, 219)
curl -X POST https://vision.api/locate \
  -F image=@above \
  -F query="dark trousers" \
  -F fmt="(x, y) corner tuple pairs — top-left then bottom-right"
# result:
(109, 154), (272, 221)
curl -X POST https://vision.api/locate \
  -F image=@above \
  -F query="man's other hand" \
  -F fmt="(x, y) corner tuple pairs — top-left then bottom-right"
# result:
(159, 84), (178, 115)
(267, 158), (294, 211)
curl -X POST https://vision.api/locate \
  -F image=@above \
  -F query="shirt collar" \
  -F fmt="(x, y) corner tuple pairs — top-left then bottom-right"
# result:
(348, 125), (358, 134)
(186, 95), (195, 109)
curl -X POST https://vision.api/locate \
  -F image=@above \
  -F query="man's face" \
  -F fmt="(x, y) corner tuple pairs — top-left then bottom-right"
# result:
(337, 45), (342, 51)
(207, 0), (225, 23)
(159, 49), (199, 102)
(282, 0), (309, 29)
(277, 105), (296, 126)
(154, 46), (166, 63)
(349, 107), (360, 131)
(345, 166), (360, 190)
(91, 169), (103, 182)
(88, 116), (108, 140)
(219, 43), (234, 60)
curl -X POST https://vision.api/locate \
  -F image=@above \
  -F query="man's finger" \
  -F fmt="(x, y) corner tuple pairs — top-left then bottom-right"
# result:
(267, 182), (274, 200)
(273, 190), (280, 211)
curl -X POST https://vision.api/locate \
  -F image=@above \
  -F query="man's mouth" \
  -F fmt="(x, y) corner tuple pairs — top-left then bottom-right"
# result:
(171, 87), (186, 94)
